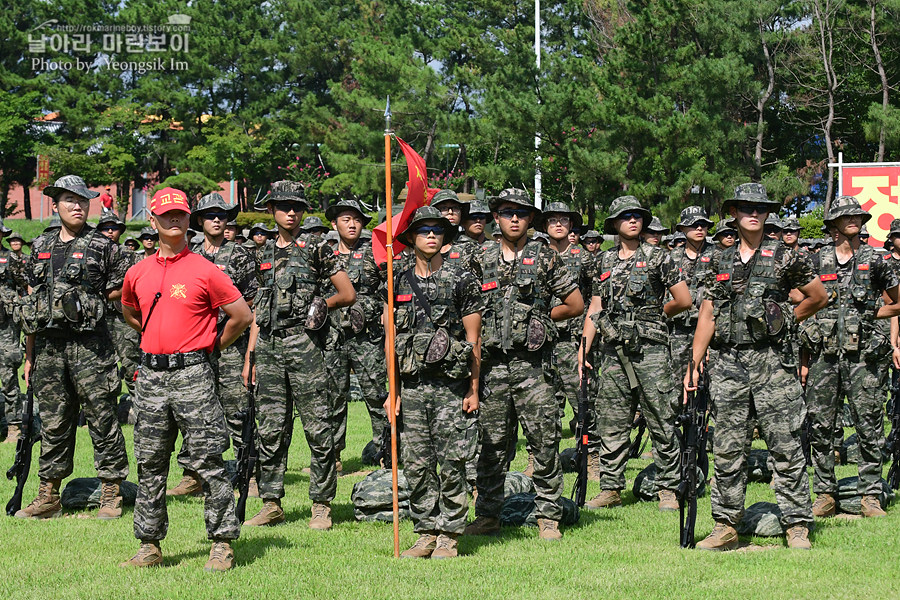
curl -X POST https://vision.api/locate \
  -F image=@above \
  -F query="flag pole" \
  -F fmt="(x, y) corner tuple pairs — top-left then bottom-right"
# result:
(384, 96), (401, 558)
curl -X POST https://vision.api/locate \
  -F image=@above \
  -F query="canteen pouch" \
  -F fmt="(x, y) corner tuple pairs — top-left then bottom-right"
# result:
(592, 310), (620, 345)
(15, 287), (52, 335)
(443, 339), (474, 380)
(526, 316), (547, 351)
(843, 313), (860, 352)
(348, 303), (366, 334)
(305, 296), (328, 331)
(861, 320), (891, 362)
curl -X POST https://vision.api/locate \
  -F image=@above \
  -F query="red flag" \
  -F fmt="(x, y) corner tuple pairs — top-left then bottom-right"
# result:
(373, 137), (438, 265)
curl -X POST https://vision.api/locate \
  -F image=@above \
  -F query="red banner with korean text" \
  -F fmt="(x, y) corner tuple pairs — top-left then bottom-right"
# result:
(841, 164), (900, 247)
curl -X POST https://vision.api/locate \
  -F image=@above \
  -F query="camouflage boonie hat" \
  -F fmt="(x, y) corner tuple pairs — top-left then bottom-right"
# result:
(781, 217), (801, 231)
(464, 199), (493, 223)
(431, 189), (463, 208)
(43, 175), (100, 201)
(324, 230), (339, 244)
(603, 195), (651, 235)
(721, 182), (780, 214)
(764, 214), (783, 231)
(676, 206), (713, 230)
(713, 218), (736, 238)
(398, 206), (458, 246)
(138, 226), (158, 241)
(672, 231), (686, 243)
(123, 237), (140, 249)
(532, 231), (550, 244)
(258, 180), (311, 210)
(249, 222), (275, 236)
(191, 191), (239, 229)
(645, 216), (669, 234)
(582, 230), (601, 241)
(225, 219), (238, 227)
(325, 198), (372, 226)
(489, 188), (540, 216)
(537, 201), (583, 232)
(823, 195), (871, 227)
(300, 216), (329, 233)
(97, 213), (126, 233)
(6, 231), (26, 243)
(889, 219), (900, 238)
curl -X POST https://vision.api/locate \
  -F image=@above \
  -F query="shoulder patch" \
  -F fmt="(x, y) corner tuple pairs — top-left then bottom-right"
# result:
(716, 273), (730, 281)
(761, 249), (774, 257)
(523, 257), (535, 265)
(481, 281), (498, 291)
(600, 271), (611, 281)
(820, 273), (837, 281)
(858, 264), (869, 271)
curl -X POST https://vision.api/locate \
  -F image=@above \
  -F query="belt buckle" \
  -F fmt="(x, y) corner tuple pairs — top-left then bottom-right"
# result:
(157, 355), (169, 370)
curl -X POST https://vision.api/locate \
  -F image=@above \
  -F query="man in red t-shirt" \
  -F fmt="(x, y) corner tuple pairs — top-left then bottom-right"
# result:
(99, 186), (114, 214)
(119, 187), (252, 572)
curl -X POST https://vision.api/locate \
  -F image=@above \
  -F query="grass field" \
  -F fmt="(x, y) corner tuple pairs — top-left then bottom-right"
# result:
(2, 218), (151, 251)
(1, 397), (898, 600)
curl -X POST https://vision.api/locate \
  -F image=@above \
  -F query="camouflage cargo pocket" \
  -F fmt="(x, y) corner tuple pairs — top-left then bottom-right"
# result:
(446, 410), (479, 462)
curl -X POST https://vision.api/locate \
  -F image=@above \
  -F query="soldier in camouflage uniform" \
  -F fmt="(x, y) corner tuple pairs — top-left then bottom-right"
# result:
(138, 227), (158, 259)
(782, 217), (802, 252)
(0, 219), (25, 440)
(764, 214), (783, 241)
(461, 198), (492, 244)
(579, 196), (691, 512)
(6, 230), (28, 258)
(322, 199), (388, 465)
(96, 213), (141, 413)
(465, 188), (584, 541)
(668, 206), (716, 381)
(249, 223), (273, 255)
(301, 216), (330, 239)
(713, 218), (736, 250)
(799, 196), (900, 519)
(384, 207), (483, 559)
(641, 216), (669, 246)
(223, 220), (239, 242)
(686, 183), (827, 550)
(582, 230), (602, 255)
(431, 190), (482, 278)
(242, 181), (356, 530)
(15, 175), (130, 520)
(120, 187), (252, 571)
(165, 192), (259, 496)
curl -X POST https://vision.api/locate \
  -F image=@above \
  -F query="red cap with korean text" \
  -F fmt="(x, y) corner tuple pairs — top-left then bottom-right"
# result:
(150, 187), (191, 215)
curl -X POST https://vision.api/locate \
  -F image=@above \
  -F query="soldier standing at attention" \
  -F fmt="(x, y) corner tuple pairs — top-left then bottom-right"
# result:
(242, 181), (355, 529)
(431, 190), (481, 276)
(0, 219), (26, 441)
(685, 183), (827, 550)
(323, 199), (388, 461)
(641, 216), (669, 246)
(166, 192), (258, 496)
(15, 175), (130, 520)
(764, 214), (783, 241)
(800, 197), (900, 519)
(249, 223), (272, 255)
(582, 230), (602, 255)
(465, 188), (583, 541)
(138, 227), (158, 259)
(119, 187), (252, 571)
(668, 206), (716, 381)
(782, 217), (803, 252)
(579, 196), (691, 512)
(461, 198), (491, 244)
(6, 230), (28, 259)
(386, 206), (483, 559)
(223, 220), (240, 242)
(713, 219), (737, 250)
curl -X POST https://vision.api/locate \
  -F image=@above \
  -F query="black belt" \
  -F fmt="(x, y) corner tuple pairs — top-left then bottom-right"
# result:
(267, 324), (305, 339)
(141, 350), (208, 371)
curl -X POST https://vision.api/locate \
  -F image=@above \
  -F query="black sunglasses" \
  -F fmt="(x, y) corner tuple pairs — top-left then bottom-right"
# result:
(201, 211), (229, 221)
(414, 225), (446, 236)
(274, 201), (305, 213)
(736, 203), (770, 215)
(618, 212), (644, 221)
(467, 213), (489, 221)
(497, 208), (532, 220)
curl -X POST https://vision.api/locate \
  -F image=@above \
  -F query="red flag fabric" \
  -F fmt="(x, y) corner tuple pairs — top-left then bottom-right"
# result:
(373, 137), (438, 265)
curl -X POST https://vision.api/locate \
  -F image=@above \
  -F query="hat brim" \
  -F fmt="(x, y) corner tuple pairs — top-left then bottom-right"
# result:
(399, 215), (458, 247)
(257, 193), (312, 211)
(489, 196), (542, 218)
(325, 204), (372, 226)
(44, 186), (100, 200)
(190, 204), (240, 230)
(537, 210), (583, 232)
(676, 218), (714, 231)
(823, 210), (872, 228)
(603, 208), (652, 235)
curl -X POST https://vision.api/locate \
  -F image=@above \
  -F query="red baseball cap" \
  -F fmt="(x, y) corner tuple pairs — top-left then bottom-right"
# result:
(150, 187), (191, 215)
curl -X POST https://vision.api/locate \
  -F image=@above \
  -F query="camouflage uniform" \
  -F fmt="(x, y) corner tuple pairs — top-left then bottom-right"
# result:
(253, 233), (341, 503)
(0, 245), (25, 428)
(702, 237), (815, 528)
(104, 247), (140, 401)
(393, 259), (483, 535)
(473, 214), (577, 522)
(22, 224), (130, 483)
(801, 203), (897, 499)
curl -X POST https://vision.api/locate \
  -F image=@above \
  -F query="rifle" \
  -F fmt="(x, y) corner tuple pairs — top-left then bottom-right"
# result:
(799, 386), (812, 467)
(675, 359), (711, 548)
(572, 337), (590, 507)
(886, 367), (900, 490)
(375, 413), (401, 469)
(6, 380), (35, 516)
(628, 411), (648, 459)
(234, 351), (258, 523)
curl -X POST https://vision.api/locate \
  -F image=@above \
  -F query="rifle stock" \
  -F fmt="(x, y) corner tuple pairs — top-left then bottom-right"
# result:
(234, 350), (258, 523)
(675, 360), (710, 548)
(6, 382), (34, 516)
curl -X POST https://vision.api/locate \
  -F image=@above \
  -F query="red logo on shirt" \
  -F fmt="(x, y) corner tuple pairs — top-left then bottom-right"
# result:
(170, 283), (187, 299)
(820, 274), (837, 281)
(71, 252), (84, 259)
(449, 252), (460, 259)
(600, 271), (611, 281)
(716, 273), (730, 281)
(523, 258), (535, 265)
(37, 252), (51, 260)
(761, 249), (774, 257)
(481, 281), (498, 291)
(260, 262), (273, 270)
(635, 261), (646, 268)
(396, 294), (412, 302)
(700, 256), (710, 263)
(858, 264), (869, 271)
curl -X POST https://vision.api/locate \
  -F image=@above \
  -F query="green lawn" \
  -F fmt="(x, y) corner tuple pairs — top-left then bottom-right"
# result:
(2, 217), (151, 251)
(0, 400), (897, 600)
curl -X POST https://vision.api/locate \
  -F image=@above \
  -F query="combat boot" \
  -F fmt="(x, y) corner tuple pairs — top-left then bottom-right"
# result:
(812, 493), (836, 518)
(166, 470), (202, 496)
(585, 490), (621, 510)
(588, 451), (600, 483)
(15, 479), (62, 519)
(97, 480), (123, 520)
(204, 540), (235, 572)
(786, 525), (811, 550)
(696, 522), (739, 551)
(119, 541), (162, 568)
(522, 452), (535, 478)
(860, 495), (887, 518)
(400, 533), (437, 558)
(309, 501), (332, 530)
(537, 518), (562, 541)
(463, 516), (501, 536)
(658, 489), (678, 512)
(431, 533), (459, 558)
(245, 499), (285, 526)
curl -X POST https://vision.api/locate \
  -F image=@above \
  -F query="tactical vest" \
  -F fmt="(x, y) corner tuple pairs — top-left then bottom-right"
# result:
(670, 243), (715, 325)
(445, 236), (475, 269)
(480, 240), (551, 351)
(0, 250), (18, 322)
(19, 229), (106, 334)
(331, 243), (369, 332)
(554, 245), (587, 336)
(393, 267), (472, 379)
(711, 239), (790, 347)
(254, 237), (319, 331)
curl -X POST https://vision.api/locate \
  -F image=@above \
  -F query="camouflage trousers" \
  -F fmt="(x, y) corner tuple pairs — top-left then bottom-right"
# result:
(554, 331), (580, 411)
(106, 312), (139, 397)
(401, 375), (478, 535)
(709, 344), (812, 527)
(591, 341), (680, 492)
(33, 332), (128, 481)
(806, 350), (887, 496)
(0, 319), (22, 426)
(133, 360), (240, 541)
(669, 321), (696, 384)
(475, 349), (563, 521)
(176, 340), (248, 472)
(256, 325), (335, 502)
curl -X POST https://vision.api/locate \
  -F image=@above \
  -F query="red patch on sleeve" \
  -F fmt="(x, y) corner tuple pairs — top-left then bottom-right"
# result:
(761, 249), (774, 257)
(353, 253), (363, 259)
(481, 281), (498, 291)
(716, 273), (730, 281)
(260, 262), (273, 271)
(523, 258), (535, 265)
(858, 264), (869, 271)
(700, 256), (711, 263)
(71, 252), (84, 259)
(600, 271), (611, 281)
(396, 294), (412, 302)
(449, 252), (460, 259)
(37, 252), (51, 260)
(820, 273), (837, 281)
